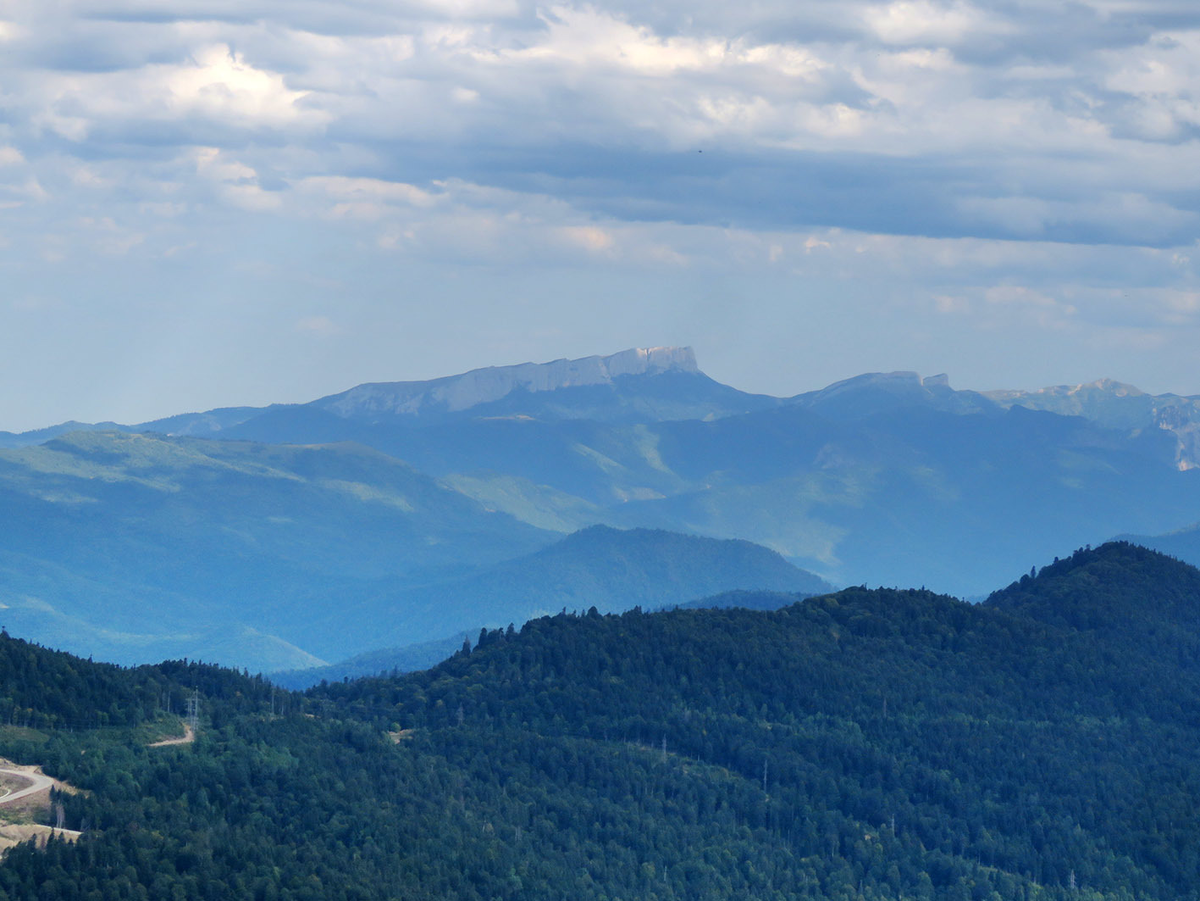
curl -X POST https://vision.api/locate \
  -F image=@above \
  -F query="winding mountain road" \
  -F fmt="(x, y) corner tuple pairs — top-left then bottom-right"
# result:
(0, 768), (53, 806)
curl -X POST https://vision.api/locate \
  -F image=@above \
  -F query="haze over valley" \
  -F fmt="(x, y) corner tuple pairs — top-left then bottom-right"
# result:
(2, 347), (1200, 677)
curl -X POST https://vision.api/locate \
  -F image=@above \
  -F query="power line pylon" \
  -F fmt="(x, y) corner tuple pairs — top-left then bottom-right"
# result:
(185, 690), (200, 736)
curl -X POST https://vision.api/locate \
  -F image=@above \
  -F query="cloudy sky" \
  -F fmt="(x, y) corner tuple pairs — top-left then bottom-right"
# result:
(1, 0), (1198, 430)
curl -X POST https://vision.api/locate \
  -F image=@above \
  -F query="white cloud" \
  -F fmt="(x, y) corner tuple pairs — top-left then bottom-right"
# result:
(189, 147), (282, 210)
(15, 40), (329, 145)
(1101, 31), (1200, 141)
(166, 44), (320, 125)
(864, 1), (993, 46)
(516, 6), (729, 75)
(0, 176), (47, 206)
(932, 293), (969, 313)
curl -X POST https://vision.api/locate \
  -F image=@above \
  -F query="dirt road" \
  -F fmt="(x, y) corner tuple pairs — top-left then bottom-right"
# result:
(148, 723), (194, 748)
(0, 768), (54, 807)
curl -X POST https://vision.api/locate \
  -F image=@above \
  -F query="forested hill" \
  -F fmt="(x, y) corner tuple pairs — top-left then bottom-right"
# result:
(0, 630), (270, 732)
(987, 540), (1200, 639)
(315, 542), (1200, 899)
(3, 542), (1200, 899)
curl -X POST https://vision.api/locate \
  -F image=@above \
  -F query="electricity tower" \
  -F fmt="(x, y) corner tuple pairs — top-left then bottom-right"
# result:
(185, 691), (200, 736)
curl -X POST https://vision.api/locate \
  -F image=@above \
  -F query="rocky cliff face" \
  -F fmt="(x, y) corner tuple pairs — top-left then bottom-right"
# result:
(985, 379), (1200, 470)
(313, 347), (700, 420)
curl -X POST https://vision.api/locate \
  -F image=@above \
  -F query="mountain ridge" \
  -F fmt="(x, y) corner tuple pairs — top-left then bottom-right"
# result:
(323, 523), (834, 659)
(314, 346), (701, 420)
(6, 352), (1200, 449)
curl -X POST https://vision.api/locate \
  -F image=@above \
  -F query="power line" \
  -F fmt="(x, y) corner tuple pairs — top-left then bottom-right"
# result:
(185, 691), (200, 736)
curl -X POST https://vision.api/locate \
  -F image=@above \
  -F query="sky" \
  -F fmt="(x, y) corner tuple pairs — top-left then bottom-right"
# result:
(1, 0), (1199, 431)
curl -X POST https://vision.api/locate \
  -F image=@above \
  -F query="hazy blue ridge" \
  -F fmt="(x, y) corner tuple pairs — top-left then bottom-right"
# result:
(272, 571), (835, 691)
(0, 429), (829, 671)
(269, 632), (473, 691)
(0, 431), (556, 671)
(1116, 523), (1200, 571)
(9, 354), (1200, 638)
(312, 524), (832, 658)
(205, 369), (1200, 596)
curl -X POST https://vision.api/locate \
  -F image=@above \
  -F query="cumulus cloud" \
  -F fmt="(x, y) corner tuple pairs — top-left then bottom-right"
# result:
(1, 0), (1196, 246)
(1, 0), (1200, 428)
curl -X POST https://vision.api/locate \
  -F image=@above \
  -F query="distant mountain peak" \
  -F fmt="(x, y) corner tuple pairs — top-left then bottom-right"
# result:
(983, 378), (1200, 469)
(802, 371), (955, 398)
(994, 378), (1148, 400)
(790, 370), (997, 419)
(313, 347), (701, 421)
(1082, 378), (1146, 397)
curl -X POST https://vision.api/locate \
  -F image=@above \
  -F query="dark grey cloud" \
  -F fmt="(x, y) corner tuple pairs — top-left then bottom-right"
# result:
(459, 145), (1197, 247)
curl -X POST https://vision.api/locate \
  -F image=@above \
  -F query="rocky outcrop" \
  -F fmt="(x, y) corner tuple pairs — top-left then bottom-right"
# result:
(985, 379), (1200, 470)
(314, 347), (700, 420)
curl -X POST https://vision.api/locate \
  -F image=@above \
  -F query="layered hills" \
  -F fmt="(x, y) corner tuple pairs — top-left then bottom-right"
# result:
(0, 432), (552, 671)
(4, 543), (1200, 899)
(273, 526), (832, 688)
(0, 432), (826, 670)
(1119, 521), (1200, 572)
(4, 348), (1200, 671)
(206, 365), (1200, 595)
(153, 359), (1200, 595)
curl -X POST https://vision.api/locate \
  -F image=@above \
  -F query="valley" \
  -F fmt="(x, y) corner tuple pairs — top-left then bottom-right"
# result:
(3, 349), (1200, 675)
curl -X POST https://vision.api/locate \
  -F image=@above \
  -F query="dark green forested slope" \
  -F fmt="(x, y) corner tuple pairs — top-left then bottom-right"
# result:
(2, 543), (1200, 899)
(0, 630), (275, 733)
(987, 540), (1200, 640)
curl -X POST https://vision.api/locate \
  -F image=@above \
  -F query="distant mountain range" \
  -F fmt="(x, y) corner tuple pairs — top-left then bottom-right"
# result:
(0, 432), (550, 671)
(3, 347), (1200, 671)
(0, 347), (776, 448)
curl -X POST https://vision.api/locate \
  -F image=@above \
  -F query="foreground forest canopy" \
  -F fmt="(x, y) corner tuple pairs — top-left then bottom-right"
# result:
(0, 542), (1199, 899)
